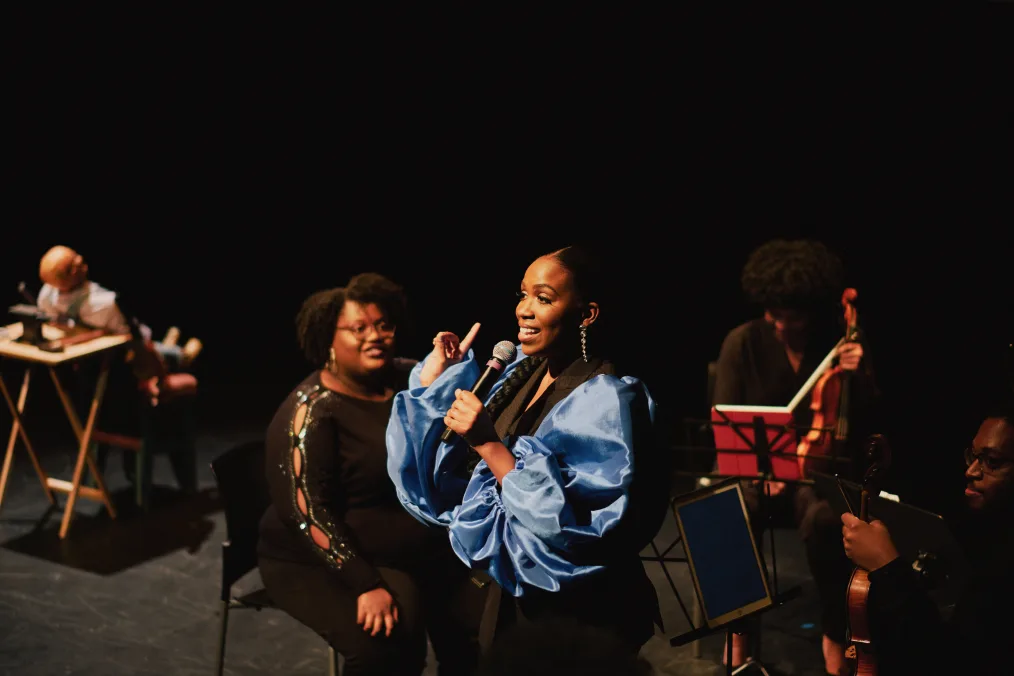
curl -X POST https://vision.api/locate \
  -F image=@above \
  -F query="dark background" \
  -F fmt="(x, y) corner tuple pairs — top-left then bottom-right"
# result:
(5, 6), (1012, 518)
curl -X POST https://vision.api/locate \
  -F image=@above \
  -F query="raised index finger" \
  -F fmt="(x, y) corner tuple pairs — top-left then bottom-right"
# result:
(458, 322), (481, 355)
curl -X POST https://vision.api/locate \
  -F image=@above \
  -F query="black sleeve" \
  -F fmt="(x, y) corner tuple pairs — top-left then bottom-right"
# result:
(712, 328), (747, 406)
(286, 395), (384, 595)
(865, 557), (946, 672)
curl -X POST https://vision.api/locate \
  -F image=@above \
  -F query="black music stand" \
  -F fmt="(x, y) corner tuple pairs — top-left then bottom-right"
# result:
(670, 410), (850, 670)
(709, 410), (799, 606)
(668, 477), (802, 676)
(695, 409), (853, 591)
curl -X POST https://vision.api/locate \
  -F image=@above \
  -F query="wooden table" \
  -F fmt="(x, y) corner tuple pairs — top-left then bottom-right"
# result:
(0, 322), (131, 538)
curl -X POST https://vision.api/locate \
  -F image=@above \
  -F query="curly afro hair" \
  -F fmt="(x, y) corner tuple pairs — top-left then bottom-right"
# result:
(294, 272), (408, 367)
(741, 239), (845, 313)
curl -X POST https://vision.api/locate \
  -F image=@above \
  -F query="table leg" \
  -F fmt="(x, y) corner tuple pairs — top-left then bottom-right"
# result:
(56, 355), (115, 538)
(48, 365), (118, 522)
(48, 367), (84, 439)
(0, 367), (55, 515)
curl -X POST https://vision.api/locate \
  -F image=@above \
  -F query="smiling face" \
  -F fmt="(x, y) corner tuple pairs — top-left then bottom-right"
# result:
(516, 254), (597, 359)
(330, 301), (395, 380)
(964, 416), (1014, 512)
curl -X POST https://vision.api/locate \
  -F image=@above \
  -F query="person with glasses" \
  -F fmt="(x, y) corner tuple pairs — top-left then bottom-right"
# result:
(841, 398), (1014, 675)
(257, 273), (484, 676)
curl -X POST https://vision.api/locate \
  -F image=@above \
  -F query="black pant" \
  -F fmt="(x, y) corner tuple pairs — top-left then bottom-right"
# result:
(741, 481), (853, 643)
(258, 553), (486, 676)
(485, 556), (659, 656)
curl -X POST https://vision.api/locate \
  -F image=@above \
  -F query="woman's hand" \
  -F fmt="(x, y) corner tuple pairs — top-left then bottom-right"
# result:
(837, 341), (863, 371)
(356, 587), (398, 637)
(418, 322), (480, 387)
(444, 389), (498, 448)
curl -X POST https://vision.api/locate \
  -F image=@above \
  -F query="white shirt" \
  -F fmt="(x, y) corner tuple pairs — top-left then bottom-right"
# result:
(37, 281), (132, 335)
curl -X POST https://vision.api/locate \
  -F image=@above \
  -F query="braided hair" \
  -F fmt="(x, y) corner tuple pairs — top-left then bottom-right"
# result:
(462, 354), (547, 474)
(552, 245), (604, 309)
(553, 244), (615, 359)
(483, 354), (546, 425)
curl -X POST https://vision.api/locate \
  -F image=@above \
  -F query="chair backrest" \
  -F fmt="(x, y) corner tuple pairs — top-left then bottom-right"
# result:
(210, 439), (271, 590)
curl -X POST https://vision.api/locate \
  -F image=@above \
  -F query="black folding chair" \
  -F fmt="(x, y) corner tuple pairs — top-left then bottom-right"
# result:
(211, 439), (340, 675)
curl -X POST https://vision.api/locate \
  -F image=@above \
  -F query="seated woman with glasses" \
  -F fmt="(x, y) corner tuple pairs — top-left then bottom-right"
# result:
(257, 273), (484, 676)
(840, 398), (1014, 676)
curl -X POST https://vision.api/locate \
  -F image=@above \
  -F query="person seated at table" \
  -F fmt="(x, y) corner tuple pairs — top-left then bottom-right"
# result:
(39, 245), (200, 493)
(37, 244), (202, 370)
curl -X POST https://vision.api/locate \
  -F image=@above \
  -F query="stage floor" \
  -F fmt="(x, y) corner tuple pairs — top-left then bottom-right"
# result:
(0, 420), (832, 675)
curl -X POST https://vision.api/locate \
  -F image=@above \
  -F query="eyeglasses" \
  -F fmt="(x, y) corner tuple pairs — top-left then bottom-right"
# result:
(336, 320), (396, 340)
(963, 447), (1013, 475)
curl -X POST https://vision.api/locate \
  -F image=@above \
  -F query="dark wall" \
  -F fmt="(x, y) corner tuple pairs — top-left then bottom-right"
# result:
(5, 6), (1012, 517)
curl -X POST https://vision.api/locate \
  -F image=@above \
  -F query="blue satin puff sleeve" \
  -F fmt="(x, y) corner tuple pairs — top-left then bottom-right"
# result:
(449, 375), (656, 597)
(386, 349), (522, 527)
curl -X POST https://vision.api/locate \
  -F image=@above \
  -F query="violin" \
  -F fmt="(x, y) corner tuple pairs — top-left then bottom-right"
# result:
(844, 434), (892, 676)
(796, 288), (860, 477)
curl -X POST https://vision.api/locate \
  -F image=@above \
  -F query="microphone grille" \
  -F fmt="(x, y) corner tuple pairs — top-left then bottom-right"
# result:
(492, 340), (517, 364)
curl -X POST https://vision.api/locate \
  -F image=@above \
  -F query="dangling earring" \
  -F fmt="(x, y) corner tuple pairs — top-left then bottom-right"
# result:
(580, 325), (588, 362)
(327, 347), (337, 374)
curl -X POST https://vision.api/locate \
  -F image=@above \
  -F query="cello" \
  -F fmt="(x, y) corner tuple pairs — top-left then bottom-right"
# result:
(843, 433), (892, 676)
(796, 288), (860, 477)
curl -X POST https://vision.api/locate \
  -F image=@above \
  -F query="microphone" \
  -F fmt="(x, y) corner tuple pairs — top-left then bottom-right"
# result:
(440, 340), (517, 443)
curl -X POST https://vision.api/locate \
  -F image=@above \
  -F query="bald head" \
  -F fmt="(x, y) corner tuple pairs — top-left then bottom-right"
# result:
(40, 246), (88, 292)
